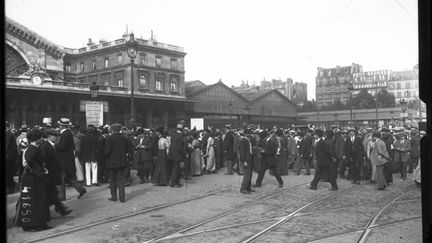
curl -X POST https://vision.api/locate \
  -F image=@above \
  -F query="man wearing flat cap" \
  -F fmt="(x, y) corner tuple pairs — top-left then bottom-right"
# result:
(39, 129), (73, 216)
(105, 123), (133, 202)
(135, 128), (154, 184)
(56, 118), (87, 200)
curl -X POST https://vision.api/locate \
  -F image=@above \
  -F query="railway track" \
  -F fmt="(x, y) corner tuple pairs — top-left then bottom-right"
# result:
(25, 185), (234, 243)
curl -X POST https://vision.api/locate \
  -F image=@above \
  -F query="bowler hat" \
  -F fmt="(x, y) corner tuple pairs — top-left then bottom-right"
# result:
(58, 118), (72, 126)
(111, 123), (122, 131)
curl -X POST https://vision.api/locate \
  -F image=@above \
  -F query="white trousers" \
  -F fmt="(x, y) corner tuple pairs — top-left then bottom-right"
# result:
(85, 161), (98, 185)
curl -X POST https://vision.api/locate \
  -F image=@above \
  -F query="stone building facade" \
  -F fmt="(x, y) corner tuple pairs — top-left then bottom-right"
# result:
(315, 63), (363, 107)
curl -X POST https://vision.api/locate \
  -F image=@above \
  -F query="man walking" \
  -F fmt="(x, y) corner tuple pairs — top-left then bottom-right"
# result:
(294, 132), (311, 175)
(105, 123), (133, 202)
(309, 129), (338, 191)
(253, 130), (284, 188)
(56, 118), (86, 200)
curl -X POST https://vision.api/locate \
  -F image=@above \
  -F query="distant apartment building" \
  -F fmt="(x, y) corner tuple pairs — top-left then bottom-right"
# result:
(387, 65), (419, 103)
(233, 78), (307, 105)
(315, 63), (363, 107)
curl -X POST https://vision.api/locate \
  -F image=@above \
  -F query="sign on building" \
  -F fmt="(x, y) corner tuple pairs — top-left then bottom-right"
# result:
(190, 118), (204, 131)
(85, 101), (104, 126)
(80, 100), (109, 112)
(352, 70), (389, 90)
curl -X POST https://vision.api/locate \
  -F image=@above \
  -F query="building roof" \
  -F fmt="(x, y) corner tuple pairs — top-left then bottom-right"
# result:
(6, 16), (64, 58)
(185, 80), (207, 96)
(247, 89), (296, 107)
(187, 80), (250, 104)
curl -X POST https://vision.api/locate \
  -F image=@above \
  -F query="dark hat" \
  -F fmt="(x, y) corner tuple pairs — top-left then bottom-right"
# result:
(27, 128), (44, 142)
(325, 130), (334, 137)
(315, 129), (323, 137)
(111, 123), (122, 131)
(381, 127), (390, 133)
(21, 124), (29, 132)
(372, 131), (381, 138)
(155, 126), (164, 133)
(46, 128), (61, 136)
(57, 118), (72, 126)
(136, 128), (144, 135)
(348, 127), (357, 133)
(341, 130), (348, 134)
(244, 129), (253, 134)
(102, 128), (109, 134)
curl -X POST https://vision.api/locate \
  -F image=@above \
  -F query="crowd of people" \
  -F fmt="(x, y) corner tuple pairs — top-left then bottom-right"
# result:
(5, 118), (425, 232)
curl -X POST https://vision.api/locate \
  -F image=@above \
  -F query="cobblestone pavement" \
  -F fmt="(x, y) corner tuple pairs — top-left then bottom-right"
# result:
(7, 169), (422, 243)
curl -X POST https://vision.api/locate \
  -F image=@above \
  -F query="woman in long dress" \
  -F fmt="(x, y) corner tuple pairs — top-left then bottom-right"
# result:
(205, 132), (216, 174)
(190, 132), (202, 176)
(152, 130), (170, 186)
(15, 128), (52, 232)
(370, 131), (389, 190)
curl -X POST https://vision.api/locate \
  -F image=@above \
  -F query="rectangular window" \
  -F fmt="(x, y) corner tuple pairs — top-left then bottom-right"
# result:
(115, 71), (124, 87)
(117, 54), (123, 64)
(405, 82), (411, 89)
(156, 80), (162, 91)
(104, 58), (109, 68)
(80, 62), (84, 72)
(92, 60), (96, 70)
(170, 58), (178, 70)
(140, 53), (146, 65)
(139, 74), (147, 88)
(155, 56), (162, 67)
(397, 92), (401, 98)
(397, 83), (401, 89)
(65, 64), (71, 72)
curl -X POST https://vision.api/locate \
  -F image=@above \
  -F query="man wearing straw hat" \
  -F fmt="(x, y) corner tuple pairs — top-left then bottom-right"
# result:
(56, 118), (87, 200)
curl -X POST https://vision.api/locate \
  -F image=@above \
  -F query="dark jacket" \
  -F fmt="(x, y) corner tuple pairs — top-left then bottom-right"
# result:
(136, 135), (154, 162)
(105, 132), (133, 169)
(56, 129), (76, 173)
(6, 130), (18, 172)
(78, 133), (99, 162)
(222, 130), (236, 160)
(239, 136), (253, 163)
(410, 135), (420, 158)
(96, 134), (108, 161)
(39, 140), (62, 185)
(335, 135), (345, 159)
(262, 136), (278, 166)
(298, 138), (311, 159)
(168, 130), (185, 162)
(343, 135), (363, 163)
(315, 138), (333, 166)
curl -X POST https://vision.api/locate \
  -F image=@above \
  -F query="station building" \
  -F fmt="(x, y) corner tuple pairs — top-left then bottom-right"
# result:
(5, 16), (190, 129)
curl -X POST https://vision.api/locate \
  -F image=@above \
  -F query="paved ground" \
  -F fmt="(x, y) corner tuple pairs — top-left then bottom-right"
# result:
(7, 168), (422, 243)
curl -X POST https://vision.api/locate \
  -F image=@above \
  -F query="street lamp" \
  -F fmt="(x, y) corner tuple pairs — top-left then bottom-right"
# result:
(127, 33), (137, 127)
(347, 82), (354, 126)
(400, 98), (407, 125)
(390, 110), (394, 126)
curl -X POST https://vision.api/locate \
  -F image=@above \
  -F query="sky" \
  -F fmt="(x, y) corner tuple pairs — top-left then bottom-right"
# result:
(6, 0), (418, 100)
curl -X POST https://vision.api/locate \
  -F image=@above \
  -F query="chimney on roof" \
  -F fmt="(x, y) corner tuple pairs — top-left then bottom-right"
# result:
(87, 38), (95, 46)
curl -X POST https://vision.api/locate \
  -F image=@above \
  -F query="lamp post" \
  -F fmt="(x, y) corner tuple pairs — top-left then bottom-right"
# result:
(347, 82), (354, 126)
(127, 33), (137, 127)
(390, 110), (394, 126)
(400, 98), (407, 125)
(375, 80), (379, 129)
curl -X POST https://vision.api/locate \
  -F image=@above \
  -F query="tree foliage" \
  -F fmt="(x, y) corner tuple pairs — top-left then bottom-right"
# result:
(376, 89), (396, 108)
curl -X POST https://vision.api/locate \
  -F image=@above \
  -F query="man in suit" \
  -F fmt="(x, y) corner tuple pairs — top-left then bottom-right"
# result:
(370, 131), (390, 190)
(56, 118), (86, 200)
(222, 125), (236, 175)
(79, 126), (100, 187)
(335, 130), (347, 179)
(105, 123), (133, 202)
(286, 130), (297, 172)
(253, 130), (284, 188)
(393, 132), (411, 180)
(294, 132), (311, 175)
(136, 129), (154, 184)
(168, 123), (186, 187)
(97, 127), (109, 183)
(239, 129), (254, 194)
(309, 129), (338, 191)
(39, 129), (72, 216)
(344, 128), (363, 185)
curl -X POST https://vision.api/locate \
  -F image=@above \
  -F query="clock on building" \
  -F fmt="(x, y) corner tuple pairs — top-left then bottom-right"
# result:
(31, 75), (42, 85)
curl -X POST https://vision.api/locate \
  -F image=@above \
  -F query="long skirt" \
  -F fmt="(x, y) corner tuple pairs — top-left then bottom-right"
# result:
(206, 147), (216, 171)
(152, 149), (169, 185)
(190, 148), (201, 176)
(15, 173), (50, 228)
(376, 165), (388, 189)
